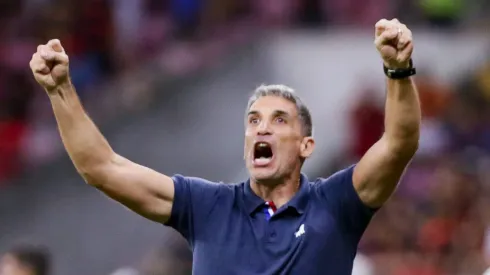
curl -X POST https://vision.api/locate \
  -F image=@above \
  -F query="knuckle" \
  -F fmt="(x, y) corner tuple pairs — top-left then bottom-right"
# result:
(61, 54), (69, 63)
(375, 19), (387, 27)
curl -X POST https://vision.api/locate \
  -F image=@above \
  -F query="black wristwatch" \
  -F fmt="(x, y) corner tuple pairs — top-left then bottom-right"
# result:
(383, 59), (416, 79)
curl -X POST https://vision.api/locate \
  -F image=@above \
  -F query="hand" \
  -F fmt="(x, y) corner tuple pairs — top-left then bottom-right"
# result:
(29, 39), (70, 93)
(374, 18), (413, 69)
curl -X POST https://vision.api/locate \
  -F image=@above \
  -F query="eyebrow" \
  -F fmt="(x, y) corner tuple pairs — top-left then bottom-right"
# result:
(247, 110), (290, 117)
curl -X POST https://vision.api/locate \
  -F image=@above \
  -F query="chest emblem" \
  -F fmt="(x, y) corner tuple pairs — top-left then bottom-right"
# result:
(294, 224), (306, 238)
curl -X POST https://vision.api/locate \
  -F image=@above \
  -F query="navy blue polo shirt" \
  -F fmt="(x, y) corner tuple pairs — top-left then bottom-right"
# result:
(166, 165), (377, 275)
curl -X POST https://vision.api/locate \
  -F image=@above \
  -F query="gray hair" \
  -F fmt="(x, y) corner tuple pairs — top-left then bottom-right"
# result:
(246, 84), (313, 137)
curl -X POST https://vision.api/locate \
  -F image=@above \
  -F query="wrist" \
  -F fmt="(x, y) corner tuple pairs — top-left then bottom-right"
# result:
(383, 59), (416, 79)
(46, 80), (73, 96)
(384, 61), (411, 70)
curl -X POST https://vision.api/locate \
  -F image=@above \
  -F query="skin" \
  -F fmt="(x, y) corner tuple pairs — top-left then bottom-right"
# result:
(28, 18), (419, 224)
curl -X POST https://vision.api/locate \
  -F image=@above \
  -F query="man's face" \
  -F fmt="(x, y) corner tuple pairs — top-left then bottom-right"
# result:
(0, 254), (33, 275)
(244, 96), (314, 182)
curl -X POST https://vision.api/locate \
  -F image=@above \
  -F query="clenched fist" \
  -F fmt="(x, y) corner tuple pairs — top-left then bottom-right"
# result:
(29, 39), (70, 93)
(374, 19), (413, 69)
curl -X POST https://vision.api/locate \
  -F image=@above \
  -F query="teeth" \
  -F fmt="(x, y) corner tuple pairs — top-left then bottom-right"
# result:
(257, 143), (268, 148)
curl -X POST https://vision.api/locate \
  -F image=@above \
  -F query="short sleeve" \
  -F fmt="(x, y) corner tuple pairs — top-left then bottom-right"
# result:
(316, 165), (377, 237)
(165, 175), (223, 246)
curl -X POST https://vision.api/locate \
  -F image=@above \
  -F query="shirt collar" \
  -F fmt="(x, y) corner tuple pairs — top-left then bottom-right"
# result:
(243, 174), (310, 215)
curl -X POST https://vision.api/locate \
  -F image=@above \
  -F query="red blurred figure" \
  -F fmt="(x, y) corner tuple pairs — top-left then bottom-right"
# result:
(0, 119), (26, 183)
(350, 89), (384, 159)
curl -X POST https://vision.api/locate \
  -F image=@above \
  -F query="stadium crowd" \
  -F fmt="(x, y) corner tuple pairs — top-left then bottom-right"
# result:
(0, 0), (254, 183)
(0, 0), (471, 184)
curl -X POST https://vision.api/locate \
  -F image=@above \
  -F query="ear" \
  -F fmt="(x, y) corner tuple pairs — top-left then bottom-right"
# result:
(300, 137), (315, 159)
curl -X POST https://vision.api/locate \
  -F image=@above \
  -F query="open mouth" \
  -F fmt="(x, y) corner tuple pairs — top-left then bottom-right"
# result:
(253, 142), (274, 166)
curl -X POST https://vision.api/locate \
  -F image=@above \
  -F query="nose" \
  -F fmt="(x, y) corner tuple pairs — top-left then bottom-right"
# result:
(257, 120), (272, 136)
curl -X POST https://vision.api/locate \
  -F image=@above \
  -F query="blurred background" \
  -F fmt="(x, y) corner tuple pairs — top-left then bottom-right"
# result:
(0, 0), (490, 274)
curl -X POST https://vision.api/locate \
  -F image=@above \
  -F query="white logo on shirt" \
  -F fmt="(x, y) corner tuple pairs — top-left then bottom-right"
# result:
(294, 224), (305, 238)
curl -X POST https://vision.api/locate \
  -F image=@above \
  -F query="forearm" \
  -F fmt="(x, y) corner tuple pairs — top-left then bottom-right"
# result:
(48, 81), (115, 176)
(383, 77), (421, 155)
(353, 77), (420, 207)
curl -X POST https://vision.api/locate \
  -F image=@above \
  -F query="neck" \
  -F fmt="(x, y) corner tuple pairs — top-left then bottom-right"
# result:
(250, 170), (301, 209)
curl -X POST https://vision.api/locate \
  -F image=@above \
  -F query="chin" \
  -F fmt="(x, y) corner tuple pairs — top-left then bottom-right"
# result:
(251, 170), (280, 183)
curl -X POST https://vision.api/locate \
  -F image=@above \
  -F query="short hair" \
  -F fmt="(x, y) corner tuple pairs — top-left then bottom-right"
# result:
(6, 244), (51, 275)
(246, 84), (313, 137)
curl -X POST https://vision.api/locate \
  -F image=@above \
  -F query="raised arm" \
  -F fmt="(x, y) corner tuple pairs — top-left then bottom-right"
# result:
(353, 19), (421, 208)
(29, 39), (174, 223)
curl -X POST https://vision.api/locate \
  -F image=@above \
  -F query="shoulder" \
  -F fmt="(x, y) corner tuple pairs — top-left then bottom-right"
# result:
(172, 174), (223, 185)
(311, 165), (356, 192)
(310, 164), (377, 234)
(172, 174), (241, 196)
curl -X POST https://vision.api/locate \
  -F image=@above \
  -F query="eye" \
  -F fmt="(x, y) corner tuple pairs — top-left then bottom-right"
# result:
(275, 117), (286, 123)
(249, 117), (259, 124)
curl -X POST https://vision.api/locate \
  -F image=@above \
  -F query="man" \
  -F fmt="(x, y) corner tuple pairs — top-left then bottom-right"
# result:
(0, 244), (51, 275)
(29, 18), (420, 274)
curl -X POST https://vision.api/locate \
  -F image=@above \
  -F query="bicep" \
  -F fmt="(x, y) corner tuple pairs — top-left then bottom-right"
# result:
(85, 154), (175, 223)
(353, 135), (415, 208)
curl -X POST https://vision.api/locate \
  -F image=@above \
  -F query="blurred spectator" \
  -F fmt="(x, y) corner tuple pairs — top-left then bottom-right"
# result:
(0, 244), (51, 275)
(349, 88), (384, 159)
(109, 267), (140, 275)
(170, 0), (203, 39)
(251, 0), (298, 27)
(139, 242), (192, 275)
(296, 0), (326, 27)
(324, 0), (393, 27)
(0, 71), (34, 182)
(416, 72), (452, 156)
(418, 0), (464, 28)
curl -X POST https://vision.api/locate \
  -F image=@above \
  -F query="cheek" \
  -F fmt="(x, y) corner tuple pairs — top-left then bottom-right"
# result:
(277, 139), (302, 160)
(244, 137), (254, 155)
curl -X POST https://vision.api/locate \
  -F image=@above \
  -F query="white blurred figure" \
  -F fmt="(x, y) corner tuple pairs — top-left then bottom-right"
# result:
(417, 118), (448, 157)
(352, 253), (375, 275)
(482, 228), (490, 275)
(109, 267), (140, 275)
